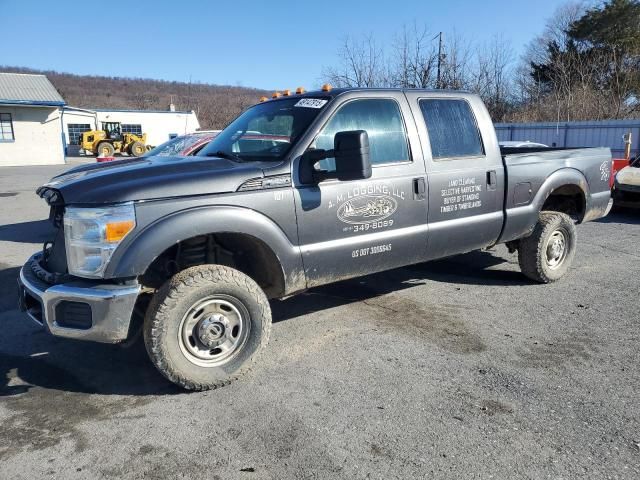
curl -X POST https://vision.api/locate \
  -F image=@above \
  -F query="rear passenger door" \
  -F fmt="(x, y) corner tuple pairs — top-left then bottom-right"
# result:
(405, 93), (505, 259)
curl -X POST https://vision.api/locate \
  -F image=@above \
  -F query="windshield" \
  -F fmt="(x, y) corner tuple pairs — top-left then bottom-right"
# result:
(145, 134), (208, 157)
(198, 97), (329, 162)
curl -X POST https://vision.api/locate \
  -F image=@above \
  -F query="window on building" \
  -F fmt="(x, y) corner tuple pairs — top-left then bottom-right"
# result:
(419, 99), (484, 159)
(313, 98), (410, 171)
(67, 124), (91, 144)
(121, 124), (143, 136)
(0, 113), (15, 141)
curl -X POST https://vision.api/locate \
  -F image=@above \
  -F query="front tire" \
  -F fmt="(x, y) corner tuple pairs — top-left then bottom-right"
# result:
(144, 264), (272, 390)
(518, 211), (577, 283)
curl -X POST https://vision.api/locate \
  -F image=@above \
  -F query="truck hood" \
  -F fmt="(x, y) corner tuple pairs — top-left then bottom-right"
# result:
(40, 155), (267, 204)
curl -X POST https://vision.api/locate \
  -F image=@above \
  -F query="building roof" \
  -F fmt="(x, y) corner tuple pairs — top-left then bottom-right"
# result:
(0, 72), (65, 106)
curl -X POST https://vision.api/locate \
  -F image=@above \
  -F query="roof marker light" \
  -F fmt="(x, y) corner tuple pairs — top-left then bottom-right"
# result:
(296, 87), (305, 94)
(259, 96), (268, 102)
(321, 83), (332, 92)
(283, 89), (291, 96)
(272, 91), (281, 98)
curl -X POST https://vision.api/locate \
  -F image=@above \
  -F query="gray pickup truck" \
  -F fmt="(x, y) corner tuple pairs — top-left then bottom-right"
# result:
(18, 87), (612, 390)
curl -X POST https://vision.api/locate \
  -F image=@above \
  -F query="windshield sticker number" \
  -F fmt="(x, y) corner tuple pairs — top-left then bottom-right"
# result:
(294, 98), (328, 109)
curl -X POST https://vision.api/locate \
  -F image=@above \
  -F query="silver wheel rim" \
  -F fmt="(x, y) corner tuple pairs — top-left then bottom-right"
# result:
(545, 229), (567, 269)
(178, 295), (250, 367)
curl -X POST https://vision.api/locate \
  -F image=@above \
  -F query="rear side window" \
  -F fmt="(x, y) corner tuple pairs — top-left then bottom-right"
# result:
(314, 98), (410, 171)
(419, 99), (483, 159)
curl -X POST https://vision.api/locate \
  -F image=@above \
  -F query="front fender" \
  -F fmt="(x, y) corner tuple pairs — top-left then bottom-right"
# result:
(104, 205), (306, 294)
(500, 168), (588, 243)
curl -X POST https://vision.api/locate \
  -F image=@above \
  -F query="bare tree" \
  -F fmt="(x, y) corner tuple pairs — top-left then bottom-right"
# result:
(438, 31), (472, 90)
(322, 35), (387, 87)
(390, 24), (438, 88)
(471, 36), (515, 121)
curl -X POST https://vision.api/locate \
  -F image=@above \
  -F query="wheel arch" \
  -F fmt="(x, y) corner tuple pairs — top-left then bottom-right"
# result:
(105, 206), (306, 298)
(535, 168), (588, 210)
(539, 177), (588, 222)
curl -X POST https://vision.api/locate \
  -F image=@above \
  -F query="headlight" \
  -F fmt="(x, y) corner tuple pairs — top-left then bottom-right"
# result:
(64, 203), (136, 278)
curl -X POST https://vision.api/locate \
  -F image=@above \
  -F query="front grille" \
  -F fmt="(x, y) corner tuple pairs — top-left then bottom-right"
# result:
(55, 301), (92, 330)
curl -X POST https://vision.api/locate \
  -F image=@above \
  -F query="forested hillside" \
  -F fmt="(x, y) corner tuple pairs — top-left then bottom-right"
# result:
(0, 66), (268, 129)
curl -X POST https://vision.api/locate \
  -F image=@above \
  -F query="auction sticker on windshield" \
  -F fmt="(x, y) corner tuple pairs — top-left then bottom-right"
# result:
(295, 98), (328, 108)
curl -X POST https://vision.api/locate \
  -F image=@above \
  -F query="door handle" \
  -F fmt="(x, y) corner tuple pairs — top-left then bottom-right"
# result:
(413, 177), (426, 200)
(487, 170), (497, 191)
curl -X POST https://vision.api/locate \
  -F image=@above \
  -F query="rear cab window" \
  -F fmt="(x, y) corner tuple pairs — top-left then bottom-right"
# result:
(419, 99), (484, 160)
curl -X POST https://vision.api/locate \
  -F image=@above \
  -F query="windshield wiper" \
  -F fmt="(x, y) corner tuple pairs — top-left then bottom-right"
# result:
(206, 150), (245, 162)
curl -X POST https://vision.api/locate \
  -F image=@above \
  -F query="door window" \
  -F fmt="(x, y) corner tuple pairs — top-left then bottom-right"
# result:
(419, 99), (484, 159)
(314, 99), (410, 171)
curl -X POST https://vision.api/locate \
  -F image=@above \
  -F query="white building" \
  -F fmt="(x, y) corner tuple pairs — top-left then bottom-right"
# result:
(0, 72), (66, 167)
(62, 108), (200, 155)
(0, 71), (201, 166)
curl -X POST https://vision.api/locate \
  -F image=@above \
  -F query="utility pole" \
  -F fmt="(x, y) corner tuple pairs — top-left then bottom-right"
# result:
(436, 31), (443, 89)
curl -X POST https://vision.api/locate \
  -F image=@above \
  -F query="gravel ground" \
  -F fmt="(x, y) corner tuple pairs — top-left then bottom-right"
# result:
(0, 164), (638, 479)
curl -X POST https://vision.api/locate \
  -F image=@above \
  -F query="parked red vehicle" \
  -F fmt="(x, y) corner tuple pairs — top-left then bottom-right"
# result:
(97, 131), (219, 163)
(144, 131), (219, 157)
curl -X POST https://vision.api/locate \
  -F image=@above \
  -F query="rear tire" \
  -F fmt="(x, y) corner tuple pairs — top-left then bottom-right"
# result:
(129, 141), (146, 156)
(144, 264), (271, 391)
(518, 211), (577, 283)
(97, 142), (115, 157)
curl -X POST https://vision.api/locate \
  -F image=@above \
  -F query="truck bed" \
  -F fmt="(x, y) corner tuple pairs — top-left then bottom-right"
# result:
(498, 147), (612, 243)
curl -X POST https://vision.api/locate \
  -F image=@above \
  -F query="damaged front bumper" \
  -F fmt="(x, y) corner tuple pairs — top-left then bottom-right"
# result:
(17, 252), (140, 343)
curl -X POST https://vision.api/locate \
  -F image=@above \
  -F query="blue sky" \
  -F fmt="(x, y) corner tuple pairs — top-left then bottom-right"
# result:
(2, 0), (566, 90)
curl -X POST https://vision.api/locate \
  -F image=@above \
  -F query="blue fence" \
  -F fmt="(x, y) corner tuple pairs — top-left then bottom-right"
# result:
(494, 119), (640, 158)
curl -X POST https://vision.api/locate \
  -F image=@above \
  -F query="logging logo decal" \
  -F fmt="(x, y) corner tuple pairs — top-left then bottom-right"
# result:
(328, 184), (405, 232)
(337, 194), (398, 225)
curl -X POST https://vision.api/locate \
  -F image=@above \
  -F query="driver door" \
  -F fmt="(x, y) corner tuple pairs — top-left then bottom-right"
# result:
(293, 93), (429, 288)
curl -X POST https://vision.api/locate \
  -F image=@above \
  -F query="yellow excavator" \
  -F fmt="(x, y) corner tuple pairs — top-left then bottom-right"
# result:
(78, 121), (148, 157)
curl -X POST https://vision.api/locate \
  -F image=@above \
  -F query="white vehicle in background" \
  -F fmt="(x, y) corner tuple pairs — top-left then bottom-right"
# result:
(613, 155), (640, 208)
(499, 141), (549, 148)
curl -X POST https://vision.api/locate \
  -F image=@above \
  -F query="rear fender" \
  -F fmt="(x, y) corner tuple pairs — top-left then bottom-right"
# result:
(500, 168), (588, 243)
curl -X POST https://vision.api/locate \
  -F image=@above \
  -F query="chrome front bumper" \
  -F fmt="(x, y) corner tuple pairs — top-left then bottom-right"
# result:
(17, 253), (140, 343)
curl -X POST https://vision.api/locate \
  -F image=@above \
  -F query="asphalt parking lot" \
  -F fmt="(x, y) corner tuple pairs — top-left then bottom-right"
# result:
(0, 164), (638, 479)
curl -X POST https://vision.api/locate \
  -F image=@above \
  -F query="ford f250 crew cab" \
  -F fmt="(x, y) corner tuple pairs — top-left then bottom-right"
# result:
(18, 87), (613, 390)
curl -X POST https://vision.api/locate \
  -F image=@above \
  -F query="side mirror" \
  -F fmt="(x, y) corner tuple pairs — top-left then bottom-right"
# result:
(333, 130), (372, 181)
(299, 130), (372, 184)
